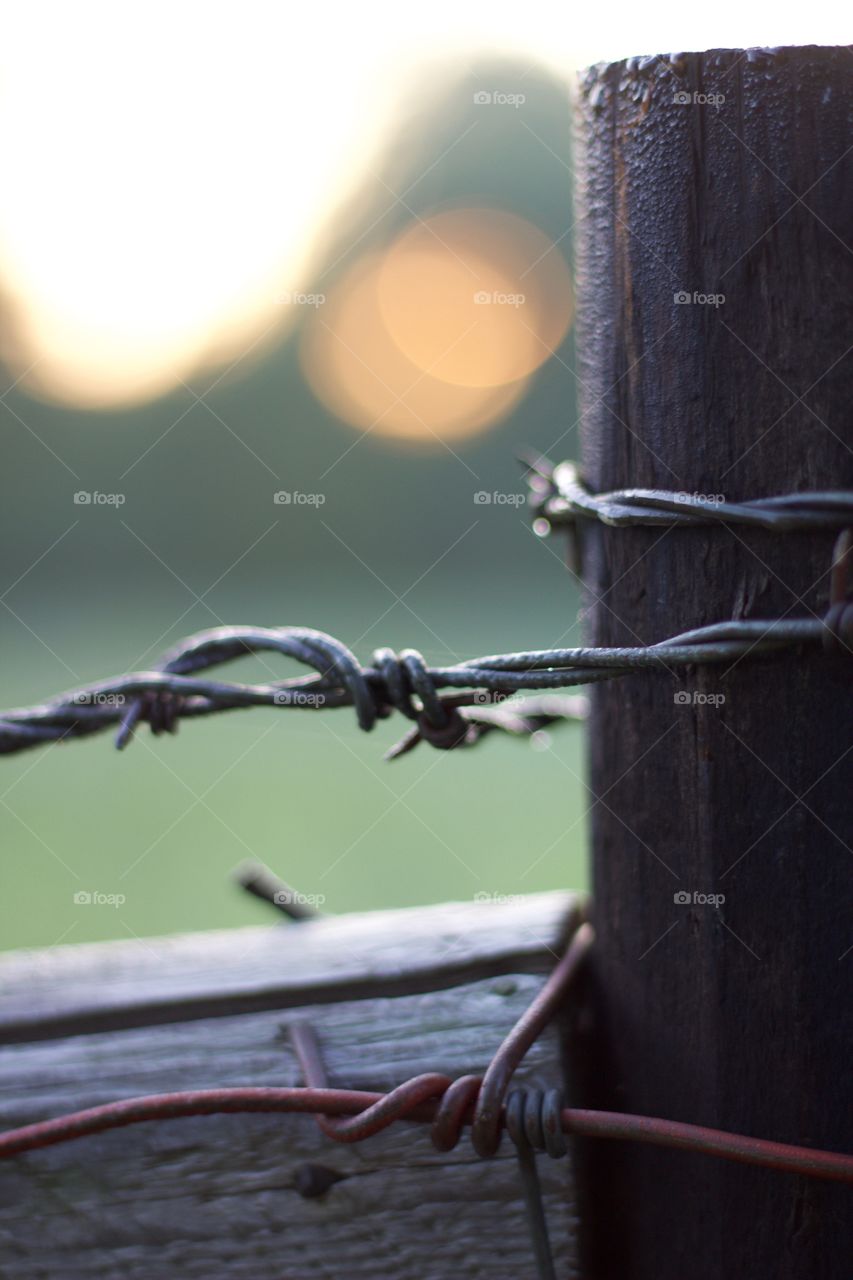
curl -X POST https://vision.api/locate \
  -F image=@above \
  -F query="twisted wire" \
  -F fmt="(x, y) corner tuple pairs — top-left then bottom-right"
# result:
(527, 458), (853, 532)
(2, 923), (852, 1183)
(4, 1079), (851, 1181)
(6, 1081), (849, 1177)
(0, 613), (843, 760)
(289, 923), (592, 1150)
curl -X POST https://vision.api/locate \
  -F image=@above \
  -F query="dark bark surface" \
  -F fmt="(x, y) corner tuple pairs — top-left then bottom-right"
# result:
(569, 46), (853, 1280)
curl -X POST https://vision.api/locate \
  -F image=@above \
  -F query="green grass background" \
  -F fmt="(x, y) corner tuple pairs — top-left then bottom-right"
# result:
(0, 60), (588, 951)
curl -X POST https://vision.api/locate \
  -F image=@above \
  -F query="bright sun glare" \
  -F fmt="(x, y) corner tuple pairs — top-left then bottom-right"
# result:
(0, 2), (848, 411)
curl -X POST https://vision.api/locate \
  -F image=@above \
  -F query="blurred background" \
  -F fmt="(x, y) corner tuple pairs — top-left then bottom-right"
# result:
(0, 3), (841, 949)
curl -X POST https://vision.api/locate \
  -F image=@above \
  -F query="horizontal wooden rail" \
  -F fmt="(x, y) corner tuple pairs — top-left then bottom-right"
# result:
(0, 892), (583, 1279)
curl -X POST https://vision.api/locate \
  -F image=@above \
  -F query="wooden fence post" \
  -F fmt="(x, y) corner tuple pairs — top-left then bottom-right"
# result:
(569, 46), (853, 1280)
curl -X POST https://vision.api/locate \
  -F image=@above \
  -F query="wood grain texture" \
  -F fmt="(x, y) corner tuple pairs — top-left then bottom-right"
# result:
(0, 891), (581, 1043)
(569, 45), (853, 1280)
(0, 893), (582, 1278)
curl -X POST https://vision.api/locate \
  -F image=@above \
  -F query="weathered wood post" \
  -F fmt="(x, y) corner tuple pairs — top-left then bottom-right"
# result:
(570, 46), (853, 1279)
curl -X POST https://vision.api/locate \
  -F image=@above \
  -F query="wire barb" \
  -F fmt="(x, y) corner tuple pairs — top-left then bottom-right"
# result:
(232, 859), (320, 921)
(0, 609), (844, 760)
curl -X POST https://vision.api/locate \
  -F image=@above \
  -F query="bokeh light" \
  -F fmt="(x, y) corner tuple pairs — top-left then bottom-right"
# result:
(377, 209), (573, 387)
(300, 251), (528, 443)
(301, 209), (573, 443)
(1, 5), (845, 411)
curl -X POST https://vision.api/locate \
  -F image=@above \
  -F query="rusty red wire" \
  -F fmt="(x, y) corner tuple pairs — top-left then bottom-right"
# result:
(5, 1081), (850, 1182)
(2, 920), (851, 1184)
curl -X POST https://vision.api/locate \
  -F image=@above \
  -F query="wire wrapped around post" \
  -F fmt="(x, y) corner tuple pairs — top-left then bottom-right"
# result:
(2, 923), (852, 1187)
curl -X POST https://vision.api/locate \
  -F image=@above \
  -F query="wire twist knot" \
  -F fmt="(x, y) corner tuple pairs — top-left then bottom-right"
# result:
(370, 647), (471, 749)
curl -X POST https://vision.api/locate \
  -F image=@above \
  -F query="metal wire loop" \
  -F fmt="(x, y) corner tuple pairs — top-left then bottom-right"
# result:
(430, 1075), (482, 1152)
(471, 924), (594, 1158)
(505, 1090), (561, 1280)
(505, 1088), (567, 1159)
(538, 1090), (570, 1159)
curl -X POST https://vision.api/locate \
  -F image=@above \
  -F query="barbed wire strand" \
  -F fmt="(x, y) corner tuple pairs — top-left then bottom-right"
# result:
(525, 456), (853, 532)
(2, 924), (851, 1182)
(0, 614), (843, 760)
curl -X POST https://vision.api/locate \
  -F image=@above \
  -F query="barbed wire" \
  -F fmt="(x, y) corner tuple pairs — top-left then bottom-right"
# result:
(0, 613), (844, 761)
(1, 511), (848, 760)
(525, 456), (853, 532)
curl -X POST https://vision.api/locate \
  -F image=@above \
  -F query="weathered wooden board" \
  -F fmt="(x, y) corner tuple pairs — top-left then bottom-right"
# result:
(0, 892), (583, 1278)
(0, 891), (580, 1042)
